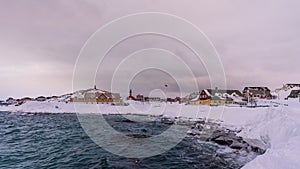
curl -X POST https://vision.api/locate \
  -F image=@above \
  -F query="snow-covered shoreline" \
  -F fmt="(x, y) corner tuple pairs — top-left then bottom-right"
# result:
(241, 100), (300, 169)
(1, 99), (299, 168)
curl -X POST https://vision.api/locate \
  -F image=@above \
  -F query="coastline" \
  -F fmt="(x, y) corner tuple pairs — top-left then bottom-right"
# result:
(1, 99), (299, 168)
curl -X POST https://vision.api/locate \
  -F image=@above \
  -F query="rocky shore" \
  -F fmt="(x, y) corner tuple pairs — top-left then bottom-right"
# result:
(187, 120), (268, 155)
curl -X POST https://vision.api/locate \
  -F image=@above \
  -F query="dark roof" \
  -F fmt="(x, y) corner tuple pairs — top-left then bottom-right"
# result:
(21, 97), (32, 100)
(211, 96), (222, 100)
(101, 92), (121, 99)
(243, 87), (271, 92)
(206, 89), (243, 97)
(36, 96), (46, 99)
(247, 89), (271, 96)
(286, 84), (300, 87)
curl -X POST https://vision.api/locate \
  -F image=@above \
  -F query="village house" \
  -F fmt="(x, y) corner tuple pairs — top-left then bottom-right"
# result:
(0, 100), (7, 106)
(200, 89), (243, 99)
(186, 92), (201, 105)
(168, 97), (182, 103)
(242, 87), (273, 99)
(126, 89), (165, 102)
(6, 97), (17, 105)
(175, 97), (181, 103)
(189, 88), (243, 106)
(70, 88), (122, 104)
(135, 94), (144, 102)
(144, 97), (161, 102)
(210, 96), (234, 106)
(51, 96), (58, 99)
(167, 98), (176, 103)
(285, 84), (300, 88)
(180, 96), (190, 104)
(288, 90), (300, 98)
(35, 96), (47, 102)
(21, 97), (33, 102)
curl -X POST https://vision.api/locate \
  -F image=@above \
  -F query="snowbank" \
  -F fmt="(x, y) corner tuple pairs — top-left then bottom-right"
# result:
(0, 101), (77, 113)
(241, 99), (300, 169)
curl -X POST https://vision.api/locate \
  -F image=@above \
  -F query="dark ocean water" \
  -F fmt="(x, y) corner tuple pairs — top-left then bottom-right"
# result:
(0, 111), (254, 169)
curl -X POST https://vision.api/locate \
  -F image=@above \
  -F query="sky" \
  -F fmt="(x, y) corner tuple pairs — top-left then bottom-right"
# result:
(0, 0), (299, 99)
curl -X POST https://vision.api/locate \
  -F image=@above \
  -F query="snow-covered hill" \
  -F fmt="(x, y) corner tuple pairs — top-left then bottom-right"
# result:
(4, 88), (114, 105)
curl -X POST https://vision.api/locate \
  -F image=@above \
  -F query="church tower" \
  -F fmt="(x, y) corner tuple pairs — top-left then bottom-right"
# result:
(127, 89), (135, 100)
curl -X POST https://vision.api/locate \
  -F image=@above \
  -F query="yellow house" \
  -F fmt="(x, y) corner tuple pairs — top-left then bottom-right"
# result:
(96, 93), (113, 103)
(70, 90), (122, 104)
(200, 99), (211, 105)
(209, 96), (234, 106)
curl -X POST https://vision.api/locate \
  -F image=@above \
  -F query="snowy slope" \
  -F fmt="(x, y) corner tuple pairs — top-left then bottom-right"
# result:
(275, 86), (300, 100)
(241, 99), (300, 169)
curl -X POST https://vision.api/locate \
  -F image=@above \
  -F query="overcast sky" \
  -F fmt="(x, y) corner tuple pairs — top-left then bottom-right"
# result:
(0, 0), (299, 99)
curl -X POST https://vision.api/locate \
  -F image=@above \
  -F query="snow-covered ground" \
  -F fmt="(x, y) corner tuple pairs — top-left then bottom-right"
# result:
(241, 99), (300, 169)
(0, 98), (299, 168)
(0, 100), (267, 125)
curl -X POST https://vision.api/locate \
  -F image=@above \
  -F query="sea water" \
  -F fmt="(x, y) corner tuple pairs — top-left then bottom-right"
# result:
(0, 112), (256, 169)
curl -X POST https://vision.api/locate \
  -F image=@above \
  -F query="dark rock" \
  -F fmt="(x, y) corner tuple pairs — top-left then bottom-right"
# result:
(251, 146), (266, 154)
(126, 134), (149, 138)
(214, 136), (233, 146)
(160, 118), (175, 125)
(114, 119), (137, 123)
(188, 124), (268, 155)
(230, 141), (249, 150)
(187, 129), (201, 136)
(244, 138), (269, 155)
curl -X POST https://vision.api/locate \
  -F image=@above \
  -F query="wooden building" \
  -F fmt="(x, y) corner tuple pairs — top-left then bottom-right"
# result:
(288, 90), (300, 98)
(189, 88), (242, 106)
(70, 89), (122, 104)
(242, 87), (272, 99)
